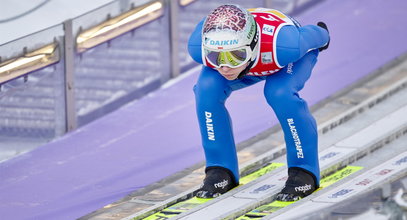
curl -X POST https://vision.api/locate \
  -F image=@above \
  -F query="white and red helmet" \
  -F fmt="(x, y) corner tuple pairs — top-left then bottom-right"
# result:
(202, 4), (259, 68)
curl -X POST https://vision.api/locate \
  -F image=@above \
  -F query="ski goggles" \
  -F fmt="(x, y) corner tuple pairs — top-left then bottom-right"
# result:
(204, 46), (253, 68)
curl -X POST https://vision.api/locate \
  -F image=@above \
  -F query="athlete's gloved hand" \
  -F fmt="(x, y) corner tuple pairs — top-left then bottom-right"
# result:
(317, 22), (330, 52)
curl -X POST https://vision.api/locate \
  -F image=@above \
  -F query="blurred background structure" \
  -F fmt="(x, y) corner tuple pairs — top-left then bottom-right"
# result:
(0, 0), (406, 219)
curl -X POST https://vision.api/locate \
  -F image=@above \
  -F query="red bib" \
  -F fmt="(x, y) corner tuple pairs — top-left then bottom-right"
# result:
(247, 9), (294, 76)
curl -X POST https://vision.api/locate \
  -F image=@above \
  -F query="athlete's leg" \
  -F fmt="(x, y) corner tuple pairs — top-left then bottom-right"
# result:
(194, 66), (265, 185)
(194, 66), (238, 185)
(264, 50), (320, 184)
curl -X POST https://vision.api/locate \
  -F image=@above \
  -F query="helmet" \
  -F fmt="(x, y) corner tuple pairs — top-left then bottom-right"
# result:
(202, 4), (259, 69)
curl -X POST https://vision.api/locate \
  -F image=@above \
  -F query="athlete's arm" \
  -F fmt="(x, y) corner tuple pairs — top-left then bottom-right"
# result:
(276, 24), (329, 66)
(188, 19), (205, 64)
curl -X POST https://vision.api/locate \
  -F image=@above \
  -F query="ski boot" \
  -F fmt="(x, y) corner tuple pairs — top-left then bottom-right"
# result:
(195, 167), (238, 198)
(276, 167), (318, 201)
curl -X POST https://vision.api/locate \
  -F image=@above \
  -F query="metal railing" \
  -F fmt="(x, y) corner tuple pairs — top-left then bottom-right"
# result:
(76, 1), (164, 53)
(0, 43), (59, 84)
(0, 0), (321, 162)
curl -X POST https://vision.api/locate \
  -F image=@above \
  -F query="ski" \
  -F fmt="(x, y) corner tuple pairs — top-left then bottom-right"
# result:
(237, 165), (363, 219)
(143, 162), (285, 219)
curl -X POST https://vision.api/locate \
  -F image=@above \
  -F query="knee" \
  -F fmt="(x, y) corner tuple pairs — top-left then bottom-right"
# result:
(194, 67), (231, 104)
(264, 85), (295, 108)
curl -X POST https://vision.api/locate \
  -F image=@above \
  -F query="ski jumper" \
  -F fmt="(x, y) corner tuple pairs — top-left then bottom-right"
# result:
(188, 8), (330, 185)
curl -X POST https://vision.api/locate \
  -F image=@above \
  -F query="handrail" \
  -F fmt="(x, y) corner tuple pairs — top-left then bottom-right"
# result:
(0, 43), (59, 84)
(76, 0), (164, 53)
(179, 0), (197, 6)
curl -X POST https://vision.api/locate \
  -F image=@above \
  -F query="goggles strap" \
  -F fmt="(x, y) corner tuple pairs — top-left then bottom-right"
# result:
(237, 24), (258, 79)
(249, 23), (259, 51)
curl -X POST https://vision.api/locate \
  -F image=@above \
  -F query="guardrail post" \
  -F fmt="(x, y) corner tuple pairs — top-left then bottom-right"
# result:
(63, 19), (77, 132)
(169, 0), (180, 78)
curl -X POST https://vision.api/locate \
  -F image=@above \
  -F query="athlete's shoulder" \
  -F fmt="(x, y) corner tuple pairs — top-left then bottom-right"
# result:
(248, 8), (293, 23)
(249, 8), (296, 42)
(188, 18), (205, 64)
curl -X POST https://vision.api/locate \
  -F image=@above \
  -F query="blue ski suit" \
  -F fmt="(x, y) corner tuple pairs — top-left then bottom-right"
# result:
(188, 11), (329, 185)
